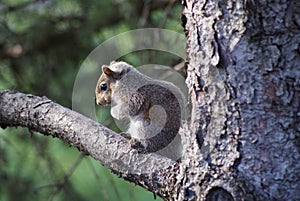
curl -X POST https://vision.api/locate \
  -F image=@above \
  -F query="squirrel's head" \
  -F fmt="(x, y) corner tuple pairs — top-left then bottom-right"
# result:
(95, 61), (133, 105)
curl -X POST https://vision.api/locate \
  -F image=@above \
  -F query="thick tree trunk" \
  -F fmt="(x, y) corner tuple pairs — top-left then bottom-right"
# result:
(181, 0), (300, 200)
(0, 0), (299, 201)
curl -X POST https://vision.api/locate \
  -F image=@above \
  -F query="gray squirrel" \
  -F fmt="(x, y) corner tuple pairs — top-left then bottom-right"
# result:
(95, 61), (185, 159)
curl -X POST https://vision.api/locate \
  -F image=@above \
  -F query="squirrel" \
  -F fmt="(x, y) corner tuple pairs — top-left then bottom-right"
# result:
(95, 61), (185, 159)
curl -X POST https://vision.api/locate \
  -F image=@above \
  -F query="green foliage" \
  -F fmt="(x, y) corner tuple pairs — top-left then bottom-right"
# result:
(0, 129), (156, 201)
(0, 0), (183, 200)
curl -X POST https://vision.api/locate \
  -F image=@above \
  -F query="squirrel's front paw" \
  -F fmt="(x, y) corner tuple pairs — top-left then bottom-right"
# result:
(120, 132), (131, 140)
(120, 133), (147, 153)
(130, 138), (148, 154)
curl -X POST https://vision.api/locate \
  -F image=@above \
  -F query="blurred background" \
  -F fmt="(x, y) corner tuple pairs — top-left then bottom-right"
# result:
(0, 0), (184, 200)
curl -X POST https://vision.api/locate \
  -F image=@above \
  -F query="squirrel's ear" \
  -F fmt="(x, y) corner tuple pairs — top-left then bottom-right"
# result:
(102, 66), (116, 77)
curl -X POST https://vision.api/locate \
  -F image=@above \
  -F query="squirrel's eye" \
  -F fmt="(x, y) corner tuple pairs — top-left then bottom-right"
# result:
(100, 83), (108, 91)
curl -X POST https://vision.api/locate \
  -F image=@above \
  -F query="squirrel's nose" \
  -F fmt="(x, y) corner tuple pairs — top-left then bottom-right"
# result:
(95, 98), (101, 105)
(96, 99), (105, 106)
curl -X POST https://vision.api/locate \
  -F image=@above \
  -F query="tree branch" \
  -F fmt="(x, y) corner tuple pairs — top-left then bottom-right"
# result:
(0, 89), (176, 198)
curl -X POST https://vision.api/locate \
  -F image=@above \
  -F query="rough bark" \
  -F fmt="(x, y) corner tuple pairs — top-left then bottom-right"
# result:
(181, 0), (300, 200)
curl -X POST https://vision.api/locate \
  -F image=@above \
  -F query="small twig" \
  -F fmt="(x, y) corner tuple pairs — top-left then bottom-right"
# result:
(86, 159), (110, 201)
(47, 153), (85, 201)
(106, 169), (123, 201)
(173, 61), (185, 71)
(138, 0), (151, 27)
(159, 0), (176, 28)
